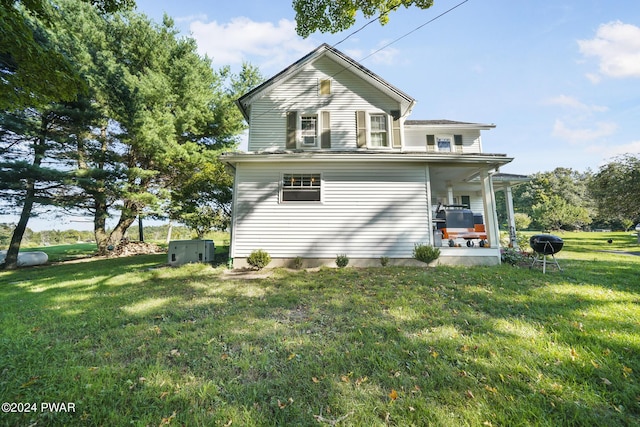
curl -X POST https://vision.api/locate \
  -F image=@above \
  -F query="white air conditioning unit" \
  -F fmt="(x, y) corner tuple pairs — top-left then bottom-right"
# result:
(167, 240), (215, 266)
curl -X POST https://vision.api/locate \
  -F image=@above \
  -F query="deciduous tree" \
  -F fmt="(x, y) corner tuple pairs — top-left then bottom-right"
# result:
(293, 0), (434, 37)
(589, 154), (640, 227)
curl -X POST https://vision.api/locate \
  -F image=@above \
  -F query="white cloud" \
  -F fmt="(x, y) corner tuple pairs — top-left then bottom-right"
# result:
(552, 119), (617, 144)
(545, 95), (608, 112)
(578, 21), (640, 80)
(189, 17), (316, 71)
(586, 140), (640, 158)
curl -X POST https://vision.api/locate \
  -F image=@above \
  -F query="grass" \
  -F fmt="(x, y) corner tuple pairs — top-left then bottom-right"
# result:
(0, 232), (638, 426)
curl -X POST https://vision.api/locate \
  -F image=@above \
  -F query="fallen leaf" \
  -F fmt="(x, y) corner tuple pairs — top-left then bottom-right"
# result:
(388, 389), (398, 401)
(601, 377), (612, 385)
(465, 390), (475, 399)
(340, 375), (350, 383)
(623, 366), (633, 376)
(160, 411), (176, 425)
(355, 376), (368, 386)
(484, 385), (498, 393)
(591, 360), (600, 369)
(277, 399), (287, 409)
(287, 352), (296, 361)
(430, 350), (439, 358)
(221, 353), (228, 360)
(159, 391), (169, 399)
(311, 377), (319, 383)
(570, 348), (578, 360)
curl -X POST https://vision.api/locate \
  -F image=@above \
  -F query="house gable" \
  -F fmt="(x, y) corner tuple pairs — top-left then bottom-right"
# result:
(238, 44), (415, 153)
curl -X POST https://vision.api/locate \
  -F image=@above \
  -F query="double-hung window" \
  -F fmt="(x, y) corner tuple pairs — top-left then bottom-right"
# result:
(369, 114), (389, 147)
(281, 173), (321, 202)
(300, 115), (318, 146)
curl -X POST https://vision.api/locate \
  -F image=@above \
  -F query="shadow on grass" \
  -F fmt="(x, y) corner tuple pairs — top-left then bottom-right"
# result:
(0, 251), (638, 426)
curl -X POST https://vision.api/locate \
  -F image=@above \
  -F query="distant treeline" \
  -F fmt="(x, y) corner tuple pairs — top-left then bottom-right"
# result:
(0, 224), (196, 248)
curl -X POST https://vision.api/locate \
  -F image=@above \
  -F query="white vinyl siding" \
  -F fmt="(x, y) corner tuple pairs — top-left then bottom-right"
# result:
(404, 128), (483, 153)
(247, 56), (400, 152)
(232, 162), (429, 258)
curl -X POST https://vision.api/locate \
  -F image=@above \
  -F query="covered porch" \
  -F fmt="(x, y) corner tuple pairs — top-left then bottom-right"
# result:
(426, 162), (527, 265)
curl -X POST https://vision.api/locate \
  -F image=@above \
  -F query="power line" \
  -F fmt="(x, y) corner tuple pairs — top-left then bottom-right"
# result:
(331, 3), (403, 48)
(245, 1), (471, 125)
(356, 0), (471, 64)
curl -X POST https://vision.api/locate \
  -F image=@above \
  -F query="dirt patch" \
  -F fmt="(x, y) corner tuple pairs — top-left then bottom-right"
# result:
(107, 240), (164, 257)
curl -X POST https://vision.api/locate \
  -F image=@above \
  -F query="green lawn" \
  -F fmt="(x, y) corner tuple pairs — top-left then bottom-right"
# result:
(0, 233), (638, 426)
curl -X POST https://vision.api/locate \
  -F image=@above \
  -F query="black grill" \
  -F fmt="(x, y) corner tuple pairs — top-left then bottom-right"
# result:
(529, 234), (564, 254)
(529, 234), (563, 273)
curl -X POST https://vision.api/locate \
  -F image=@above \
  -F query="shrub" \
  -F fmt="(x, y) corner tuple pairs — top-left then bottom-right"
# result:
(413, 243), (440, 264)
(335, 254), (349, 268)
(501, 248), (529, 266)
(247, 249), (271, 270)
(380, 256), (389, 267)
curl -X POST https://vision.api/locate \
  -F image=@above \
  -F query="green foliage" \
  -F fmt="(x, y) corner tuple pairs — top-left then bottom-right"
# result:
(506, 167), (594, 230)
(589, 154), (640, 225)
(380, 256), (389, 266)
(335, 253), (349, 268)
(500, 248), (529, 266)
(293, 0), (434, 37)
(532, 195), (591, 231)
(247, 249), (271, 270)
(514, 212), (532, 230)
(413, 243), (440, 264)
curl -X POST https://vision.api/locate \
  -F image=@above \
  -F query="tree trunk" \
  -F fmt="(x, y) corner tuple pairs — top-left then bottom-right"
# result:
(1, 117), (48, 270)
(2, 193), (35, 270)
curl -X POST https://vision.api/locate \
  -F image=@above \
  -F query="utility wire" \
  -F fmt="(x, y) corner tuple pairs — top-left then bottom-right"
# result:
(331, 3), (403, 48)
(357, 0), (471, 63)
(246, 0), (471, 123)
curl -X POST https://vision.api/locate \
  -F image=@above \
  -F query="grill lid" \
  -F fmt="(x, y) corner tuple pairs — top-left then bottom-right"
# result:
(530, 234), (564, 254)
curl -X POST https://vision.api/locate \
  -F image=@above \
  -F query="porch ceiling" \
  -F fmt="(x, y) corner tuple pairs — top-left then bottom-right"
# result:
(429, 164), (488, 194)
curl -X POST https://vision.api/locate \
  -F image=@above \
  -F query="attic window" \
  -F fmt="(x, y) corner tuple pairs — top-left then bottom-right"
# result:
(319, 79), (331, 95)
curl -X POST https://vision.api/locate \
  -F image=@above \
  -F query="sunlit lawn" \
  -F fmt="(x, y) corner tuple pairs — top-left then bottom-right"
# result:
(0, 232), (638, 426)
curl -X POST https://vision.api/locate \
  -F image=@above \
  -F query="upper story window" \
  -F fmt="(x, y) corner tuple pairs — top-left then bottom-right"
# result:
(357, 111), (395, 149)
(370, 114), (389, 147)
(437, 136), (452, 152)
(300, 115), (317, 146)
(286, 111), (331, 149)
(427, 134), (463, 152)
(281, 173), (322, 202)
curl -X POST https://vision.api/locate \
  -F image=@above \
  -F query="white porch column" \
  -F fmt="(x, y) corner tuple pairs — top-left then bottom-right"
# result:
(425, 165), (433, 245)
(447, 182), (454, 205)
(504, 185), (518, 250)
(480, 170), (500, 249)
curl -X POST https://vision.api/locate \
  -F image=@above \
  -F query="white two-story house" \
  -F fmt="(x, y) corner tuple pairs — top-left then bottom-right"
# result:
(221, 44), (526, 268)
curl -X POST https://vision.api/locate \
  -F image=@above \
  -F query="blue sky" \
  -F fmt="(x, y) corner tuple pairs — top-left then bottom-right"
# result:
(4, 0), (640, 231)
(133, 0), (640, 176)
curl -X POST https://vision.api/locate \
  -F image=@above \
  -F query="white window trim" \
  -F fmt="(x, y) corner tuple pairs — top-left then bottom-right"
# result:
(435, 134), (453, 152)
(299, 114), (318, 147)
(367, 112), (391, 149)
(295, 112), (327, 149)
(279, 172), (324, 204)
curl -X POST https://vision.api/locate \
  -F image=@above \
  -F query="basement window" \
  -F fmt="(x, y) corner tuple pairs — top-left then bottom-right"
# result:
(281, 173), (322, 202)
